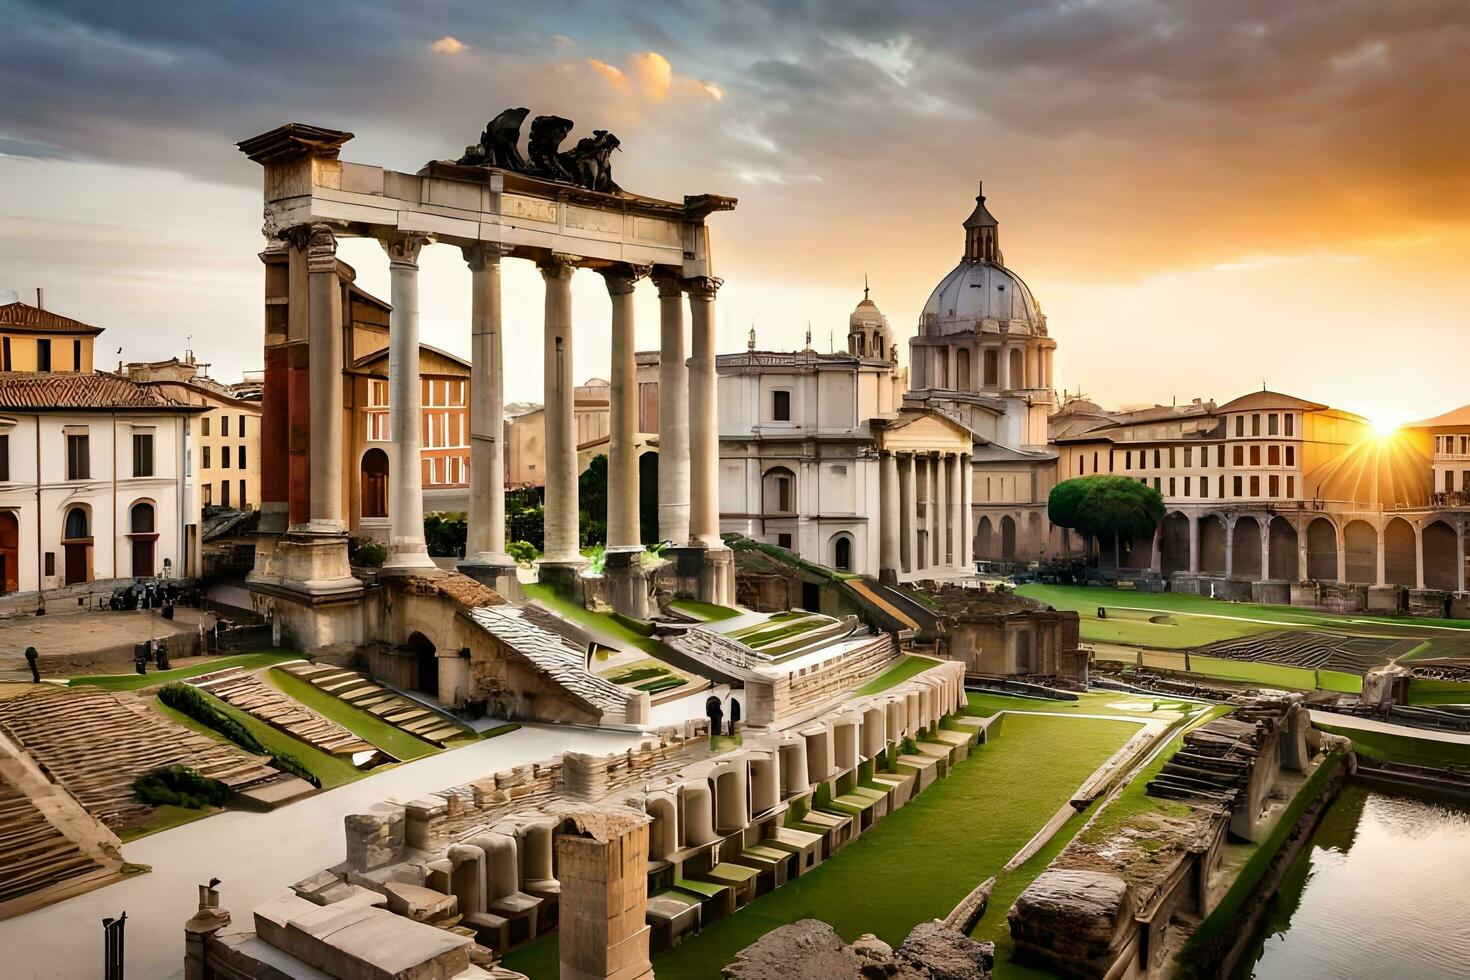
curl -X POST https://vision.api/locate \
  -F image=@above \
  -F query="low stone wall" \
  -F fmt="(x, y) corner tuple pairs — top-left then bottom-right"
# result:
(746, 634), (897, 727)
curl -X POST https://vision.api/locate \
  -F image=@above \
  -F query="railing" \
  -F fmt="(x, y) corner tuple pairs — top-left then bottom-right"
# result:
(1431, 491), (1470, 508)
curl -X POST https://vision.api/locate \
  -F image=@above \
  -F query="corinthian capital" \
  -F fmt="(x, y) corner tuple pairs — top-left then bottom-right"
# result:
(462, 242), (516, 272)
(600, 263), (649, 296)
(378, 231), (435, 268)
(685, 275), (722, 300)
(538, 252), (582, 281)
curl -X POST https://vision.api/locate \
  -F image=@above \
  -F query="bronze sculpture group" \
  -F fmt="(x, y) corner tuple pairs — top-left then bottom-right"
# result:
(457, 107), (622, 194)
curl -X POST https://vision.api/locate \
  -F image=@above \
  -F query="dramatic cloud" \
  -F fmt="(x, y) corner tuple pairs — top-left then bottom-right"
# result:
(431, 36), (468, 55)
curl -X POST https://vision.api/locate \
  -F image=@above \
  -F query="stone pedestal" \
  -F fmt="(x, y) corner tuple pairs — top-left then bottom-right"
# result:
(1408, 589), (1450, 618)
(537, 559), (588, 599)
(603, 548), (652, 619)
(667, 545), (734, 606)
(1251, 581), (1291, 605)
(1288, 580), (1319, 608)
(555, 808), (653, 980)
(247, 533), (364, 654)
(456, 557), (521, 601)
(1366, 585), (1404, 614)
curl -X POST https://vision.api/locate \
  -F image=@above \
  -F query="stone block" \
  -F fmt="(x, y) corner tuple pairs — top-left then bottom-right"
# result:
(344, 803), (405, 871)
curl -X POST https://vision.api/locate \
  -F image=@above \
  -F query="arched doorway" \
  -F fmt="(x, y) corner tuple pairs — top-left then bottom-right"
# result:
(1343, 520), (1377, 584)
(1231, 516), (1262, 580)
(361, 449), (389, 519)
(0, 511), (17, 593)
(1268, 517), (1298, 580)
(1160, 512), (1190, 575)
(1306, 517), (1338, 581)
(62, 506), (91, 585)
(1384, 518), (1416, 587)
(129, 500), (157, 578)
(830, 533), (853, 572)
(976, 517), (992, 559)
(1199, 515), (1227, 573)
(1422, 520), (1457, 591)
(1000, 516), (1016, 559)
(407, 631), (438, 697)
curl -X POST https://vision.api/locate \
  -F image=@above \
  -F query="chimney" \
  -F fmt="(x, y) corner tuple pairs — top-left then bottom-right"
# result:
(35, 287), (44, 310)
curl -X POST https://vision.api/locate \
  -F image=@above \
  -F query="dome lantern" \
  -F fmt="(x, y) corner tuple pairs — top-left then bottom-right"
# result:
(963, 180), (1001, 264)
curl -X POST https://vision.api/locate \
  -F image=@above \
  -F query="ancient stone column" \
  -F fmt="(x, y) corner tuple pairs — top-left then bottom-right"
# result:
(686, 278), (722, 548)
(461, 244), (513, 571)
(1297, 522), (1309, 581)
(960, 452), (973, 569)
(929, 454), (942, 567)
(948, 451), (963, 567)
(654, 273), (690, 545)
(900, 452), (916, 574)
(380, 232), (437, 572)
(556, 810), (654, 980)
(936, 452), (950, 567)
(304, 224), (345, 533)
(1188, 514), (1200, 573)
(540, 254), (581, 565)
(1260, 522), (1271, 581)
(1224, 520), (1236, 578)
(1375, 525), (1386, 586)
(258, 240), (291, 537)
(1150, 525), (1162, 574)
(1458, 522), (1467, 594)
(1415, 523), (1426, 590)
(602, 266), (643, 551)
(879, 451), (900, 582)
(997, 341), (1010, 391)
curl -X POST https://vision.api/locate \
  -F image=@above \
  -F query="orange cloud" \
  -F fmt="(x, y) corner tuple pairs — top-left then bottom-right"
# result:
(631, 52), (673, 101)
(587, 58), (628, 88)
(430, 36), (468, 55)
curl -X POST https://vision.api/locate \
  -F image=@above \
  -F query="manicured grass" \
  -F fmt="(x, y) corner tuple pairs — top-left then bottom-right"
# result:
(731, 618), (830, 648)
(1187, 656), (1363, 694)
(521, 582), (665, 657)
(68, 652), (306, 691)
(852, 654), (940, 696)
(965, 690), (1200, 721)
(480, 723), (521, 739)
(1316, 723), (1470, 769)
(154, 690), (362, 790)
(1404, 678), (1470, 706)
(118, 803), (219, 842)
(503, 712), (1142, 980)
(635, 676), (687, 694)
(668, 599), (743, 622)
(265, 668), (441, 761)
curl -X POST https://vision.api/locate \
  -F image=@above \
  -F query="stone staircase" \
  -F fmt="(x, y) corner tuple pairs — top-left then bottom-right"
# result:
(275, 663), (467, 746)
(0, 687), (281, 829)
(0, 772), (112, 914)
(189, 667), (374, 756)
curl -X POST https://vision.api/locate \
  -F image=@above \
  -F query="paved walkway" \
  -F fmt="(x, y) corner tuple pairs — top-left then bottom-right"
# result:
(1308, 709), (1470, 745)
(0, 722), (644, 979)
(0, 608), (216, 679)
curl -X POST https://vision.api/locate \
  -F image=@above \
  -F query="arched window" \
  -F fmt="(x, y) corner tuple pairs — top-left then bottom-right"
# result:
(955, 348), (971, 390)
(1008, 348), (1024, 390)
(63, 506), (89, 540)
(361, 449), (389, 519)
(130, 501), (155, 534)
(762, 466), (796, 515)
(831, 533), (853, 572)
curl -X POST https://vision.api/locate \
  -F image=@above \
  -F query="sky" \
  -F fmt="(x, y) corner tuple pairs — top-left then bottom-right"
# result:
(1, 0), (1467, 428)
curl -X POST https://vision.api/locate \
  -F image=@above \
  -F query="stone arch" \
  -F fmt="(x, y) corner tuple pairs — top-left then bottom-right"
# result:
(1008, 348), (1023, 389)
(1422, 520), (1457, 591)
(955, 348), (971, 390)
(1160, 512), (1191, 575)
(61, 503), (93, 586)
(1199, 514), (1227, 573)
(1000, 515), (1017, 558)
(1384, 517), (1416, 587)
(1343, 520), (1377, 584)
(361, 448), (389, 519)
(829, 531), (854, 572)
(1307, 517), (1338, 581)
(1268, 516), (1298, 580)
(976, 516), (993, 559)
(762, 465), (797, 515)
(407, 630), (438, 697)
(1231, 515), (1262, 580)
(129, 498), (158, 578)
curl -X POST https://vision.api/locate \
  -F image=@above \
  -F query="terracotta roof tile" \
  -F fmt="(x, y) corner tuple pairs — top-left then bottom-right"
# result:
(0, 302), (105, 335)
(0, 372), (195, 410)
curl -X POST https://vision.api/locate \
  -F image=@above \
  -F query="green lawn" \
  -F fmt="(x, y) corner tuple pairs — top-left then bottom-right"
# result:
(502, 713), (1140, 980)
(1404, 678), (1470, 706)
(68, 652), (306, 691)
(1186, 656), (1363, 694)
(668, 599), (743, 622)
(118, 803), (220, 842)
(265, 668), (442, 760)
(521, 582), (665, 657)
(852, 654), (941, 696)
(154, 690), (363, 790)
(1316, 723), (1470, 769)
(964, 689), (1200, 721)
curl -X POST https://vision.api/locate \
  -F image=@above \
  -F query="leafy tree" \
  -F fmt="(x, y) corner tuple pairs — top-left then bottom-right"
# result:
(1048, 476), (1164, 568)
(423, 512), (467, 558)
(506, 487), (545, 552)
(579, 454), (609, 548)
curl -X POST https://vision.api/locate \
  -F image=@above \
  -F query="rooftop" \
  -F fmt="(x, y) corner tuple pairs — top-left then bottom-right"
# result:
(0, 372), (202, 411)
(0, 302), (105, 336)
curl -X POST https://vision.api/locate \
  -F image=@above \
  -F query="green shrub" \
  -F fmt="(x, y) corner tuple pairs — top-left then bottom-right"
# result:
(159, 683), (265, 754)
(269, 751), (321, 788)
(424, 512), (468, 557)
(350, 539), (387, 567)
(507, 540), (539, 566)
(133, 765), (230, 809)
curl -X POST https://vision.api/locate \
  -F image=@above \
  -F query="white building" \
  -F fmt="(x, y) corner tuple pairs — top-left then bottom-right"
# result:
(0, 372), (203, 594)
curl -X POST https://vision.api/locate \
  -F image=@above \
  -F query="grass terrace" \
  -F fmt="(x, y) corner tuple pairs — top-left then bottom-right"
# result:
(667, 599), (743, 622)
(1316, 723), (1470, 769)
(853, 654), (942, 696)
(265, 667), (446, 758)
(67, 652), (306, 691)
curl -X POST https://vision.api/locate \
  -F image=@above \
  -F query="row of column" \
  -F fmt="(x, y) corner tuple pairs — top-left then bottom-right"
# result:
(879, 450), (972, 580)
(273, 225), (724, 576)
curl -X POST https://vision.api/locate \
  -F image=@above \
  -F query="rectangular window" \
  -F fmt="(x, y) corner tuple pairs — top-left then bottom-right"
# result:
(1153, 477), (1161, 491)
(1153, 449), (1161, 468)
(1268, 445), (1280, 466)
(132, 432), (154, 477)
(1285, 414), (1295, 437)
(220, 479), (230, 507)
(1287, 476), (1295, 497)
(73, 339), (82, 370)
(202, 483), (212, 506)
(202, 417), (210, 437)
(1216, 445), (1225, 467)
(1233, 475), (1243, 497)
(1250, 475), (1260, 496)
(2, 337), (10, 371)
(777, 533), (792, 549)
(36, 339), (51, 373)
(222, 446), (231, 469)
(367, 411), (389, 441)
(1233, 446), (1244, 466)
(0, 434), (8, 481)
(1251, 413), (1261, 436)
(772, 389), (791, 422)
(221, 416), (229, 437)
(1218, 475), (1225, 497)
(369, 379), (388, 407)
(1125, 452), (1132, 471)
(1169, 447), (1176, 468)
(239, 479), (247, 507)
(1235, 415), (1244, 437)
(1269, 475), (1280, 497)
(1268, 413), (1279, 435)
(44, 552), (54, 576)
(203, 446), (211, 469)
(1449, 471), (1456, 493)
(1249, 445), (1261, 466)
(238, 414), (246, 436)
(1168, 477), (1176, 496)
(66, 433), (89, 480)
(1285, 445), (1295, 466)
(239, 445), (247, 469)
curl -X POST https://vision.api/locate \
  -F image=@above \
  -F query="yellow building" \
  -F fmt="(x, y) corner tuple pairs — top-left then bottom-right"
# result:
(0, 300), (99, 372)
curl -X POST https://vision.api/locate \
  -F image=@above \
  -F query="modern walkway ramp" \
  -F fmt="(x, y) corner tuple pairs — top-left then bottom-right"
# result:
(0, 687), (279, 829)
(275, 663), (468, 746)
(843, 578), (930, 632)
(189, 666), (374, 756)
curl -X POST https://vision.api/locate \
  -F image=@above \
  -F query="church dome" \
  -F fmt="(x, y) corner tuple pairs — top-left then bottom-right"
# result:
(920, 183), (1044, 337)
